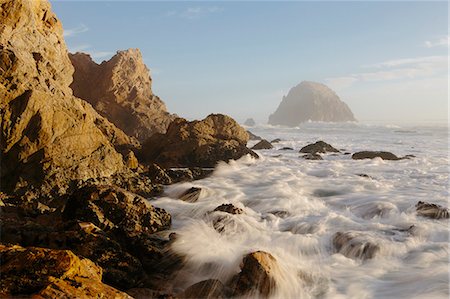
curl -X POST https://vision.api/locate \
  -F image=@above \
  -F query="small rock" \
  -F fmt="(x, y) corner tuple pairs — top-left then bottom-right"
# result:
(271, 138), (282, 143)
(213, 204), (243, 215)
(301, 153), (323, 160)
(251, 140), (273, 150)
(356, 173), (373, 179)
(416, 201), (449, 219)
(269, 210), (290, 218)
(182, 279), (229, 299)
(279, 147), (294, 151)
(352, 151), (400, 160)
(332, 232), (380, 260)
(178, 187), (202, 203)
(244, 118), (256, 126)
(247, 131), (262, 140)
(299, 141), (339, 154)
(124, 151), (139, 169)
(147, 163), (172, 185)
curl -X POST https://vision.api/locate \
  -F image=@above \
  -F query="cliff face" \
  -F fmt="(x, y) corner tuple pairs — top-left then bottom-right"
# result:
(0, 0), (135, 196)
(268, 81), (356, 126)
(69, 50), (175, 142)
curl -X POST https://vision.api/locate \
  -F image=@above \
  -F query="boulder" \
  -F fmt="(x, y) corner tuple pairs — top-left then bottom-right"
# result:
(230, 251), (280, 297)
(268, 81), (356, 126)
(352, 151), (400, 160)
(140, 114), (258, 168)
(0, 0), (136, 198)
(178, 187), (202, 203)
(299, 141), (339, 154)
(0, 245), (131, 298)
(213, 203), (243, 215)
(247, 130), (262, 140)
(416, 201), (449, 219)
(70, 50), (175, 142)
(182, 279), (229, 299)
(301, 153), (323, 160)
(332, 232), (379, 260)
(244, 118), (256, 126)
(251, 139), (273, 150)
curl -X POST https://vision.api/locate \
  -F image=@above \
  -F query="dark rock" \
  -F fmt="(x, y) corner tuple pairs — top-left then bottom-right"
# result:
(247, 131), (262, 140)
(301, 153), (323, 160)
(299, 141), (339, 154)
(166, 168), (213, 184)
(244, 118), (256, 126)
(271, 138), (282, 143)
(332, 232), (380, 260)
(127, 288), (176, 299)
(416, 201), (449, 219)
(356, 173), (373, 179)
(279, 147), (294, 151)
(213, 204), (243, 215)
(146, 163), (173, 185)
(178, 187), (202, 203)
(343, 152), (351, 155)
(352, 151), (400, 160)
(230, 251), (279, 297)
(182, 279), (229, 299)
(251, 140), (273, 150)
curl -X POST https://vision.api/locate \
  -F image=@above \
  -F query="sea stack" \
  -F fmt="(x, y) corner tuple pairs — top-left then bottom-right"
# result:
(268, 81), (356, 126)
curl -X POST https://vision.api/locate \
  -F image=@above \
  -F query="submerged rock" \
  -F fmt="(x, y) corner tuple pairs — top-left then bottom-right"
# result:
(230, 251), (280, 297)
(251, 139), (273, 150)
(301, 153), (323, 160)
(244, 118), (256, 126)
(416, 201), (449, 219)
(182, 279), (229, 299)
(352, 151), (400, 160)
(279, 147), (294, 151)
(268, 81), (356, 126)
(332, 232), (380, 260)
(213, 203), (244, 215)
(178, 187), (202, 203)
(140, 114), (258, 168)
(271, 138), (282, 143)
(299, 141), (339, 154)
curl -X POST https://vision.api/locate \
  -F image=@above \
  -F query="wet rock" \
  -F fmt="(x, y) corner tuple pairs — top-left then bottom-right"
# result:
(251, 139), (273, 150)
(351, 202), (397, 219)
(247, 130), (262, 140)
(0, 245), (131, 298)
(301, 153), (323, 160)
(269, 210), (290, 218)
(147, 163), (173, 185)
(182, 279), (229, 299)
(356, 173), (373, 179)
(352, 151), (400, 160)
(279, 147), (294, 151)
(332, 232), (380, 260)
(230, 251), (280, 297)
(271, 138), (282, 143)
(244, 118), (256, 126)
(140, 114), (258, 168)
(166, 168), (213, 184)
(416, 201), (449, 219)
(214, 203), (243, 215)
(299, 141), (339, 154)
(178, 187), (202, 203)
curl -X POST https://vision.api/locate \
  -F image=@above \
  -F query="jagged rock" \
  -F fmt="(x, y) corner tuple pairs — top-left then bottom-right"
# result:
(301, 153), (323, 160)
(268, 81), (356, 126)
(416, 201), (449, 219)
(247, 130), (262, 140)
(271, 138), (281, 143)
(182, 279), (229, 299)
(0, 0), (136, 199)
(244, 118), (256, 126)
(230, 251), (280, 297)
(213, 203), (243, 215)
(352, 151), (400, 160)
(251, 139), (273, 150)
(178, 187), (202, 203)
(332, 232), (380, 260)
(0, 245), (131, 298)
(299, 141), (339, 154)
(140, 114), (258, 168)
(70, 50), (175, 142)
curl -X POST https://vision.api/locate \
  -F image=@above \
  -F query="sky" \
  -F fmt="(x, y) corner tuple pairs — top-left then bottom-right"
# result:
(51, 1), (449, 124)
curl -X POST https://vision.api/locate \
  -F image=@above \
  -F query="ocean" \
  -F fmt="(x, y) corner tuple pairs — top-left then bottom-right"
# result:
(151, 122), (449, 298)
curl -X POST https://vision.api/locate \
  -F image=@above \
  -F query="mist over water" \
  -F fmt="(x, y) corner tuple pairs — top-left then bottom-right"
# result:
(151, 122), (449, 298)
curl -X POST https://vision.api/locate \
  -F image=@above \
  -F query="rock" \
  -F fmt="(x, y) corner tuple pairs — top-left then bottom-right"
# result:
(69, 50), (175, 142)
(178, 187), (202, 203)
(213, 203), (243, 215)
(0, 245), (131, 298)
(63, 185), (171, 237)
(230, 251), (280, 297)
(244, 118), (256, 126)
(279, 147), (294, 151)
(271, 138), (282, 143)
(166, 167), (213, 184)
(299, 141), (339, 154)
(140, 114), (258, 168)
(356, 173), (373, 179)
(268, 210), (290, 218)
(351, 202), (397, 219)
(125, 150), (139, 169)
(182, 279), (229, 299)
(301, 153), (323, 160)
(352, 151), (400, 160)
(0, 0), (136, 198)
(127, 288), (176, 299)
(332, 232), (380, 260)
(416, 201), (449, 219)
(247, 130), (262, 140)
(146, 163), (173, 185)
(251, 139), (273, 150)
(268, 81), (356, 126)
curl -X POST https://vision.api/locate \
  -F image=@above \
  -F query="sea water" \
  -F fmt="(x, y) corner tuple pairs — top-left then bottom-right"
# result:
(151, 122), (449, 299)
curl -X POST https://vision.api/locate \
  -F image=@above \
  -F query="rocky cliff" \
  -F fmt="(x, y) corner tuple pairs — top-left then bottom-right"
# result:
(70, 49), (175, 142)
(0, 0), (136, 196)
(268, 81), (356, 126)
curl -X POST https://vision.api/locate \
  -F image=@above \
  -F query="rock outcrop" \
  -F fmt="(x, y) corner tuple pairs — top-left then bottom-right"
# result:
(299, 141), (339, 154)
(69, 50), (175, 142)
(352, 151), (400, 160)
(251, 139), (273, 150)
(268, 81), (356, 126)
(416, 201), (449, 219)
(332, 232), (379, 260)
(139, 114), (258, 168)
(244, 118), (256, 126)
(0, 0), (136, 198)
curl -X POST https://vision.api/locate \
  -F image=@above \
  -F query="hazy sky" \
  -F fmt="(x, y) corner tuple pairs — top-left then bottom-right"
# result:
(51, 1), (448, 123)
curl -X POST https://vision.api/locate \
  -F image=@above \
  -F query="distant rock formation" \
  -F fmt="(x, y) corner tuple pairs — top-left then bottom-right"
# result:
(69, 49), (175, 142)
(268, 81), (356, 126)
(139, 114), (258, 168)
(244, 118), (256, 126)
(0, 0), (136, 196)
